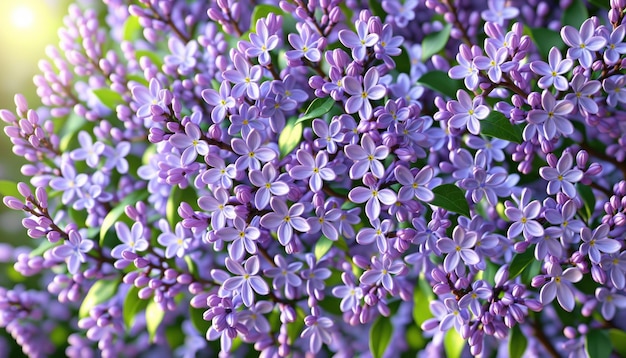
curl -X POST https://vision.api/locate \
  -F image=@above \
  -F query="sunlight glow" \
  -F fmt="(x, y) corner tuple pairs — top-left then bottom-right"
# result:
(10, 5), (35, 29)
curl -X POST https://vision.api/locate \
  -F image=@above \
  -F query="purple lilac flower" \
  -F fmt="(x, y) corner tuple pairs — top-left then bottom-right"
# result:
(222, 53), (262, 100)
(394, 165), (435, 202)
(458, 280), (492, 316)
(530, 47), (573, 92)
(389, 73), (423, 105)
(222, 256), (269, 307)
(169, 123), (209, 165)
(332, 272), (363, 313)
(561, 18), (607, 69)
(448, 45), (479, 90)
(201, 154), (237, 189)
(565, 74), (601, 115)
(544, 199), (584, 243)
(70, 131), (104, 168)
(272, 74), (308, 103)
(131, 78), (163, 119)
(204, 297), (246, 352)
(595, 287), (626, 320)
(344, 133), (389, 179)
(248, 163), (290, 210)
(228, 103), (265, 138)
(307, 207), (341, 242)
(425, 297), (470, 333)
(157, 221), (190, 259)
(49, 159), (88, 205)
(103, 142), (130, 174)
(474, 41), (509, 83)
(111, 222), (148, 259)
(461, 167), (508, 206)
(356, 219), (393, 253)
(603, 75), (626, 107)
(505, 188), (544, 240)
(238, 301), (273, 334)
(437, 226), (480, 273)
(52, 230), (93, 274)
(465, 136), (508, 163)
(216, 217), (260, 260)
(359, 254), (406, 293)
(301, 255), (331, 300)
(202, 82), (236, 123)
(300, 315), (333, 354)
(246, 18), (279, 66)
(164, 37), (198, 74)
(260, 198), (310, 246)
(481, 0), (519, 26)
(375, 23), (403, 68)
(526, 90), (574, 141)
(289, 150), (336, 192)
(338, 19), (379, 61)
(600, 252), (626, 289)
(264, 255), (302, 300)
(231, 129), (277, 171)
(348, 185), (397, 222)
(382, 0), (418, 27)
(343, 68), (386, 121)
(533, 227), (564, 260)
(312, 118), (342, 154)
(601, 25), (626, 65)
(286, 22), (321, 62)
(448, 90), (489, 135)
(539, 151), (583, 198)
(579, 224), (621, 264)
(198, 188), (236, 230)
(540, 262), (582, 312)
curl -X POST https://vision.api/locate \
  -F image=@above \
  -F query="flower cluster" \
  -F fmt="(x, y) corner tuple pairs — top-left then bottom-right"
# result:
(2, 0), (626, 357)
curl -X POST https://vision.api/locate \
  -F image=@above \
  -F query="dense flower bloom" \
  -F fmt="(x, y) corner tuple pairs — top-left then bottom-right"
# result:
(343, 68), (386, 121)
(348, 185), (396, 222)
(246, 18), (279, 66)
(481, 0), (519, 25)
(579, 224), (621, 264)
(289, 150), (336, 192)
(260, 198), (310, 246)
(530, 47), (573, 91)
(437, 226), (480, 273)
(345, 133), (389, 179)
(338, 19), (378, 61)
(540, 262), (583, 312)
(539, 151), (583, 198)
(561, 18), (606, 68)
(505, 189), (544, 240)
(51, 230), (93, 274)
(526, 90), (574, 140)
(448, 90), (489, 135)
(222, 256), (269, 307)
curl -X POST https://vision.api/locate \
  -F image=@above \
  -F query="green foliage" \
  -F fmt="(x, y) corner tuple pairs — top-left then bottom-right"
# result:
(296, 97), (336, 125)
(417, 70), (463, 98)
(412, 277), (434, 326)
(430, 184), (471, 217)
(278, 118), (303, 158)
(481, 111), (523, 144)
(526, 27), (564, 59)
(79, 279), (120, 318)
(508, 249), (535, 280)
(190, 306), (211, 335)
(123, 286), (149, 329)
(0, 180), (20, 198)
(577, 183), (596, 221)
(369, 315), (393, 358)
(314, 236), (334, 260)
(508, 325), (528, 358)
(444, 328), (465, 358)
(92, 88), (124, 111)
(122, 15), (142, 42)
(608, 329), (626, 357)
(585, 330), (612, 358)
(422, 24), (452, 61)
(99, 190), (149, 245)
(562, 0), (589, 28)
(146, 300), (165, 342)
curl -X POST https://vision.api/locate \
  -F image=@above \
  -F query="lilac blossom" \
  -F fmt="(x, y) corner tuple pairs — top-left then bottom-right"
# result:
(248, 163), (290, 210)
(338, 19), (379, 61)
(332, 273), (363, 313)
(437, 226), (480, 273)
(348, 185), (397, 222)
(394, 165), (435, 202)
(343, 68), (386, 121)
(505, 189), (544, 240)
(344, 133), (389, 179)
(544, 199), (584, 243)
(157, 221), (191, 259)
(238, 301), (273, 334)
(312, 118), (342, 154)
(307, 206), (341, 242)
(264, 255), (302, 299)
(51, 230), (93, 274)
(164, 37), (198, 74)
(260, 198), (310, 246)
(461, 167), (508, 206)
(201, 155), (237, 189)
(359, 254), (406, 293)
(301, 255), (331, 300)
(530, 47), (573, 91)
(103, 142), (130, 174)
(561, 18), (607, 68)
(300, 315), (333, 354)
(246, 18), (279, 66)
(481, 0), (519, 25)
(595, 287), (626, 320)
(474, 41), (509, 83)
(356, 219), (393, 253)
(222, 53), (262, 100)
(539, 151), (583, 198)
(424, 297), (470, 333)
(202, 82), (236, 123)
(540, 262), (583, 312)
(448, 45), (479, 90)
(565, 74), (601, 115)
(131, 78), (163, 119)
(533, 227), (564, 260)
(111, 222), (148, 259)
(602, 25), (626, 65)
(382, 0), (418, 27)
(70, 131), (104, 168)
(602, 75), (626, 107)
(579, 224), (621, 264)
(458, 281), (492, 316)
(231, 129), (277, 171)
(374, 23), (404, 68)
(600, 252), (626, 289)
(49, 159), (89, 205)
(448, 90), (489, 135)
(526, 90), (574, 141)
(216, 217), (260, 260)
(289, 150), (336, 192)
(286, 23), (321, 62)
(222, 256), (269, 307)
(169, 123), (209, 165)
(198, 188), (236, 230)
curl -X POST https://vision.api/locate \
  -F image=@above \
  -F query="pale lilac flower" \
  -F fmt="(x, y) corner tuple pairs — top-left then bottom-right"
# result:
(345, 133), (389, 179)
(231, 129), (277, 171)
(375, 23), (404, 68)
(565, 74), (601, 115)
(458, 281), (492, 316)
(579, 224), (621, 264)
(481, 0), (519, 26)
(505, 188), (544, 240)
(198, 188), (236, 230)
(448, 45), (479, 90)
(343, 68), (386, 121)
(228, 103), (265, 138)
(539, 151), (583, 198)
(70, 131), (104, 168)
(103, 142), (131, 174)
(526, 90), (574, 140)
(540, 262), (582, 312)
(238, 301), (274, 334)
(603, 75), (626, 107)
(561, 18), (607, 68)
(157, 221), (191, 259)
(49, 159), (89, 205)
(260, 198), (310, 246)
(307, 207), (341, 242)
(287, 22), (321, 62)
(394, 165), (435, 202)
(448, 90), (489, 135)
(530, 47), (573, 91)
(246, 18), (279, 66)
(544, 199), (584, 243)
(425, 297), (470, 332)
(248, 163), (290, 210)
(289, 150), (336, 192)
(533, 227), (564, 260)
(131, 78), (163, 118)
(595, 287), (626, 320)
(300, 315), (333, 354)
(164, 37), (198, 74)
(216, 217), (260, 260)
(301, 255), (332, 300)
(202, 82), (236, 123)
(264, 255), (302, 299)
(312, 118), (342, 154)
(170, 123), (209, 165)
(356, 219), (393, 253)
(223, 256), (269, 307)
(332, 272), (363, 313)
(111, 222), (148, 259)
(474, 41), (509, 83)
(359, 254), (406, 292)
(461, 167), (508, 206)
(52, 230), (93, 274)
(348, 185), (397, 222)
(338, 19), (379, 61)
(382, 0), (418, 27)
(223, 53), (262, 99)
(602, 25), (626, 65)
(201, 155), (237, 189)
(600, 252), (626, 289)
(73, 184), (102, 210)
(437, 226), (480, 273)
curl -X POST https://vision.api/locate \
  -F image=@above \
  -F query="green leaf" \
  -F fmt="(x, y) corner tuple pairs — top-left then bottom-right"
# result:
(394, 46), (412, 75)
(278, 118), (303, 158)
(588, 0), (609, 8)
(422, 24), (452, 61)
(190, 306), (211, 335)
(79, 279), (120, 318)
(123, 15), (141, 42)
(100, 190), (149, 245)
(287, 306), (306, 343)
(481, 111), (523, 144)
(59, 113), (87, 152)
(369, 316), (393, 358)
(417, 70), (463, 98)
(250, 4), (285, 31)
(509, 249), (535, 280)
(92, 88), (124, 111)
(123, 286), (149, 329)
(136, 50), (163, 68)
(444, 329), (465, 358)
(296, 97), (336, 124)
(562, 0), (589, 28)
(430, 184), (470, 217)
(608, 329), (626, 357)
(526, 27), (564, 59)
(412, 277), (434, 325)
(314, 236), (334, 260)
(367, 0), (386, 21)
(509, 325), (528, 358)
(585, 330), (612, 358)
(146, 300), (165, 342)
(0, 180), (20, 198)
(577, 183), (595, 220)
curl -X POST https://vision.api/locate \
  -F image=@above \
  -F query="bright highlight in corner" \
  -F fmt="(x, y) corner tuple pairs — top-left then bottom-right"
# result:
(10, 5), (35, 29)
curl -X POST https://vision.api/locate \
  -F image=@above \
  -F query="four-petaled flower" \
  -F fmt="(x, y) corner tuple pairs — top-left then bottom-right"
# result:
(539, 151), (583, 198)
(530, 47), (573, 91)
(289, 149), (336, 192)
(540, 262), (583, 312)
(170, 123), (209, 165)
(222, 256), (269, 307)
(359, 254), (406, 293)
(437, 226), (480, 273)
(52, 230), (94, 274)
(260, 197), (311, 246)
(343, 68), (386, 121)
(561, 18), (607, 68)
(338, 19), (379, 61)
(349, 185), (397, 222)
(580, 224), (621, 264)
(345, 133), (389, 179)
(448, 90), (490, 136)
(112, 222), (149, 259)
